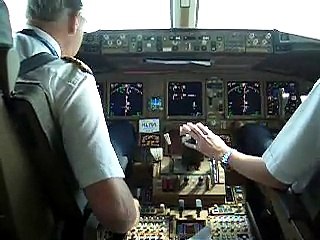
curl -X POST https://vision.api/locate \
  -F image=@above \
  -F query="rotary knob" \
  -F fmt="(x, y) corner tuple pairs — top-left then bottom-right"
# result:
(265, 32), (272, 39)
(248, 32), (255, 39)
(107, 40), (113, 46)
(116, 39), (122, 46)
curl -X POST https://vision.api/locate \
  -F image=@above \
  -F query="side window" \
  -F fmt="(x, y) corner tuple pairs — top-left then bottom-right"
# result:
(3, 0), (27, 32)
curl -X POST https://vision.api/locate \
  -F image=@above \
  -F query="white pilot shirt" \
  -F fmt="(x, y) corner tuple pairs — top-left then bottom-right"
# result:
(13, 26), (125, 188)
(263, 79), (320, 193)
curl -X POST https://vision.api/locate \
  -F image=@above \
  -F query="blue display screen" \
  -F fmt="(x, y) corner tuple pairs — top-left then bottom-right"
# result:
(109, 82), (143, 117)
(167, 82), (202, 117)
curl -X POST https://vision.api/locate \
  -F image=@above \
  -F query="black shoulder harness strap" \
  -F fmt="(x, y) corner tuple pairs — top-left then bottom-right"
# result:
(18, 52), (58, 78)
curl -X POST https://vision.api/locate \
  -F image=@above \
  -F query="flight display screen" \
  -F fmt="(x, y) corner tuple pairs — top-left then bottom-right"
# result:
(148, 96), (163, 111)
(167, 82), (202, 117)
(109, 82), (143, 117)
(176, 220), (205, 240)
(227, 81), (261, 117)
(139, 134), (161, 147)
(266, 81), (300, 116)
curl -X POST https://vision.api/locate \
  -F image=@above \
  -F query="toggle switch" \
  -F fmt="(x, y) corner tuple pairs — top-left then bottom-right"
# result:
(159, 203), (165, 213)
(198, 176), (204, 186)
(206, 175), (212, 190)
(196, 199), (202, 218)
(179, 199), (184, 218)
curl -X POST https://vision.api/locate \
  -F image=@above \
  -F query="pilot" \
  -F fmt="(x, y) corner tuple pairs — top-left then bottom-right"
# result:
(181, 79), (320, 193)
(13, 0), (139, 233)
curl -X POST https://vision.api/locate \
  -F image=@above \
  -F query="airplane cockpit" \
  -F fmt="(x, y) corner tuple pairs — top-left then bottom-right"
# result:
(1, 0), (320, 240)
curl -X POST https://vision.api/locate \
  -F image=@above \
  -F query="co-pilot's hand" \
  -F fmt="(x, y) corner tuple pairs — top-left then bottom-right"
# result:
(180, 124), (191, 136)
(181, 122), (230, 159)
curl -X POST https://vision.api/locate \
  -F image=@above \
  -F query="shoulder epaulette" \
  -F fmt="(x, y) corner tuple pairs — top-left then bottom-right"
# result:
(61, 56), (93, 75)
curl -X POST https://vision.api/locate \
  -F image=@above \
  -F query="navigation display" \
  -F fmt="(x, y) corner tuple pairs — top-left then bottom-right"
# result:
(227, 81), (261, 117)
(266, 81), (300, 116)
(109, 82), (143, 117)
(167, 81), (203, 117)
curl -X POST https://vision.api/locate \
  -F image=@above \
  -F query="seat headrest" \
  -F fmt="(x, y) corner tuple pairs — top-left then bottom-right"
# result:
(0, 48), (20, 95)
(0, 1), (19, 95)
(0, 0), (13, 47)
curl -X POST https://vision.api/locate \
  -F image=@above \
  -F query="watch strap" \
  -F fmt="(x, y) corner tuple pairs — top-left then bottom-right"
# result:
(220, 149), (233, 170)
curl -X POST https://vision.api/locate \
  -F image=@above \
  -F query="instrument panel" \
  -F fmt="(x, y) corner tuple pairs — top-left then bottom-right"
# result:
(83, 28), (318, 133)
(97, 186), (257, 240)
(97, 78), (302, 129)
(81, 29), (274, 54)
(84, 28), (317, 135)
(83, 28), (319, 240)
(80, 28), (320, 56)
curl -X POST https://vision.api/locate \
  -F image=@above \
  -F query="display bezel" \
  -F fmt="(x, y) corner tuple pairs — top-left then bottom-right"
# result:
(225, 80), (264, 120)
(166, 80), (206, 120)
(265, 80), (299, 119)
(176, 220), (206, 239)
(107, 80), (144, 119)
(96, 81), (106, 107)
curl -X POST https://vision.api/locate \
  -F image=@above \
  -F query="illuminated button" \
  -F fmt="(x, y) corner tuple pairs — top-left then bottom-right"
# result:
(198, 176), (204, 184)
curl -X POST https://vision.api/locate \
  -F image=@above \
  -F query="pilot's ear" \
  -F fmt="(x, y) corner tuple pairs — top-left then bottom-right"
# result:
(67, 13), (79, 35)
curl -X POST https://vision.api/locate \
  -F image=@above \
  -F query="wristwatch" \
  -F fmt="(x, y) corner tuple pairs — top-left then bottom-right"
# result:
(220, 149), (233, 170)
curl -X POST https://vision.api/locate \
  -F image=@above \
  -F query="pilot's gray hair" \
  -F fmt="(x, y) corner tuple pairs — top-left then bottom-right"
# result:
(26, 0), (83, 22)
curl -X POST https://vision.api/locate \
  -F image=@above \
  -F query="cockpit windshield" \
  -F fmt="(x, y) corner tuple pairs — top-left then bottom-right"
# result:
(4, 0), (320, 39)
(198, 0), (319, 40)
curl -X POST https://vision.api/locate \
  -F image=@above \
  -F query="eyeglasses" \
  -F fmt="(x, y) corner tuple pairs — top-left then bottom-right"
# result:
(79, 14), (87, 27)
